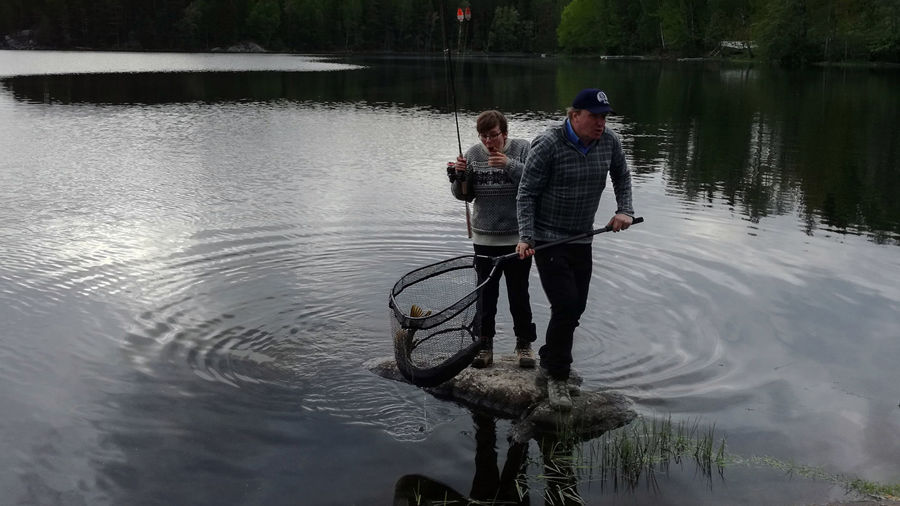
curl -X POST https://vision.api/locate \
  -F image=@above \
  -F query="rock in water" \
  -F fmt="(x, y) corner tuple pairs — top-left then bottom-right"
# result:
(368, 354), (635, 441)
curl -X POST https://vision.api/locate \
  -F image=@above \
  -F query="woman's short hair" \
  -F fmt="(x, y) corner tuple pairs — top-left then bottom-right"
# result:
(475, 110), (508, 135)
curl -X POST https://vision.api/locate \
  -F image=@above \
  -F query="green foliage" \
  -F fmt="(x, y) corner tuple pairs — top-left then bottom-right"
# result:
(0, 0), (896, 64)
(558, 0), (663, 54)
(529, 0), (568, 52)
(705, 0), (752, 47)
(616, 0), (663, 53)
(658, 0), (710, 55)
(867, 0), (900, 61)
(336, 0), (364, 50)
(558, 0), (604, 52)
(283, 0), (328, 49)
(803, 0), (900, 63)
(488, 6), (522, 51)
(246, 0), (280, 47)
(753, 0), (815, 65)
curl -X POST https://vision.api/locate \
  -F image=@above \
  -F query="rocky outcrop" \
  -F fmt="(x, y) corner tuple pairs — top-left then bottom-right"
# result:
(211, 41), (267, 53)
(3, 30), (39, 50)
(369, 354), (636, 441)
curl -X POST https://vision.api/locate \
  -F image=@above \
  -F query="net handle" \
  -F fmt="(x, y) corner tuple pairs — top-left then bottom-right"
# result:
(492, 216), (644, 265)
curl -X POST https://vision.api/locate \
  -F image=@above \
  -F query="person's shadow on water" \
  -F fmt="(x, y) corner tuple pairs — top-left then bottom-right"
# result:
(393, 412), (582, 506)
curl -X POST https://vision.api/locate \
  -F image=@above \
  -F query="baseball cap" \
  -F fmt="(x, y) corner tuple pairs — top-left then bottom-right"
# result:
(571, 88), (614, 114)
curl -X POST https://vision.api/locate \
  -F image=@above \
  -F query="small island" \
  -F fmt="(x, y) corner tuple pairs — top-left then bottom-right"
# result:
(370, 354), (636, 441)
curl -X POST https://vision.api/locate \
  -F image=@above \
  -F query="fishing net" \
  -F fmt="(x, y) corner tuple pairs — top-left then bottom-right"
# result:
(388, 255), (490, 387)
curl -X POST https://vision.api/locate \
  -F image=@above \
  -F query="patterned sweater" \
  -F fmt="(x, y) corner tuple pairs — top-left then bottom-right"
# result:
(451, 138), (530, 243)
(517, 122), (633, 245)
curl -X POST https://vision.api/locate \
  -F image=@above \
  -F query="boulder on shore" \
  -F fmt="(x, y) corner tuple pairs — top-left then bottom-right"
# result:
(369, 354), (636, 441)
(4, 30), (39, 50)
(211, 41), (266, 53)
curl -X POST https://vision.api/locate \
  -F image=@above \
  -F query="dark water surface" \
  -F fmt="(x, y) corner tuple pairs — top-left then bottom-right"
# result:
(1, 50), (898, 505)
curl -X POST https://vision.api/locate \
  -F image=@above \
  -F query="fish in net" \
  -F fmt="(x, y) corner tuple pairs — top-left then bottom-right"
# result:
(389, 255), (492, 387)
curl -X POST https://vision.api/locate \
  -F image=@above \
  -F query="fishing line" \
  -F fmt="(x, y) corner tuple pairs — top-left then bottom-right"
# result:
(439, 0), (463, 156)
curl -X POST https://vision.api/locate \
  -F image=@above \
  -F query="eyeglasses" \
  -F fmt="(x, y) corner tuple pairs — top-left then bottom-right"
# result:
(479, 131), (504, 141)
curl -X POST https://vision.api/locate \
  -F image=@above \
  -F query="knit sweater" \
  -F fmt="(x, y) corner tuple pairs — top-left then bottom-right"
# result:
(451, 138), (530, 243)
(517, 122), (633, 245)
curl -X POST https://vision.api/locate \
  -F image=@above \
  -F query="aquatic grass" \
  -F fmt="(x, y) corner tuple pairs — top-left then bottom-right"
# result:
(514, 415), (900, 505)
(731, 454), (900, 501)
(588, 415), (726, 491)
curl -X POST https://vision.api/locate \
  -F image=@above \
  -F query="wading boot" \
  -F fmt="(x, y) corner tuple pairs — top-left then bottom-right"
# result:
(515, 345), (536, 369)
(547, 377), (573, 412)
(514, 324), (537, 369)
(535, 367), (580, 396)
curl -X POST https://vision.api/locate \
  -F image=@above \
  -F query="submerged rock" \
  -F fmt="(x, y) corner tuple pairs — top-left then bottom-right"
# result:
(369, 354), (636, 441)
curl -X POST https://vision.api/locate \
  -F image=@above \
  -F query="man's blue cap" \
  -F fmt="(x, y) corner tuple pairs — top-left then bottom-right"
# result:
(571, 88), (614, 114)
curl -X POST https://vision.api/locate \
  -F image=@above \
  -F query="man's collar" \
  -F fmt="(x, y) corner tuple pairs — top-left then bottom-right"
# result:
(564, 118), (592, 153)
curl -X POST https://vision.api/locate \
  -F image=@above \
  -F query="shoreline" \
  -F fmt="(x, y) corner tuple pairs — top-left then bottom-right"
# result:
(2, 42), (899, 70)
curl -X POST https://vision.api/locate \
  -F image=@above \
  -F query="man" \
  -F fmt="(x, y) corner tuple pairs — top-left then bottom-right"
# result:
(515, 89), (634, 411)
(451, 110), (538, 369)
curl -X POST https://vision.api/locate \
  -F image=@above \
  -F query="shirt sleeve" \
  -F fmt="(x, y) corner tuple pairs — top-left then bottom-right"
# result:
(504, 139), (528, 183)
(608, 134), (634, 216)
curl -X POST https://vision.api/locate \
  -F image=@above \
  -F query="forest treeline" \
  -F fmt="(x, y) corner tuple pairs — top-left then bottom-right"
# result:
(1, 0), (898, 65)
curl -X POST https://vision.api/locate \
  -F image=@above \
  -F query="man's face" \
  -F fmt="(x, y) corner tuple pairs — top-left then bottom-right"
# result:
(479, 126), (507, 153)
(570, 110), (607, 141)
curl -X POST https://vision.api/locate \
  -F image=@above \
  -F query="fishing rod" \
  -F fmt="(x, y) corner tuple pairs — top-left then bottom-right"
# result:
(439, 0), (471, 238)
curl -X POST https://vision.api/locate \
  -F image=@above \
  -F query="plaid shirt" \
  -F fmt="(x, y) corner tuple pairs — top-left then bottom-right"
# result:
(517, 121), (633, 245)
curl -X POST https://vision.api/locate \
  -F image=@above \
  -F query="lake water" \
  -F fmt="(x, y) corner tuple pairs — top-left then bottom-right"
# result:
(1, 50), (898, 505)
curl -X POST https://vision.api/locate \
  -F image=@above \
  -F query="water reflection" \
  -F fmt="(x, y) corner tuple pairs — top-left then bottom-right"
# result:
(393, 413), (584, 506)
(0, 50), (361, 77)
(468, 413), (531, 504)
(392, 412), (740, 506)
(3, 57), (897, 243)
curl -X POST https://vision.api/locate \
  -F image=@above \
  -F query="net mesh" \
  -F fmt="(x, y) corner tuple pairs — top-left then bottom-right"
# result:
(389, 255), (485, 371)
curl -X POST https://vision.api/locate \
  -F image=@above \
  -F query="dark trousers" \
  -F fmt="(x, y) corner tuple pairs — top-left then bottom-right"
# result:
(473, 243), (536, 347)
(534, 242), (593, 380)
